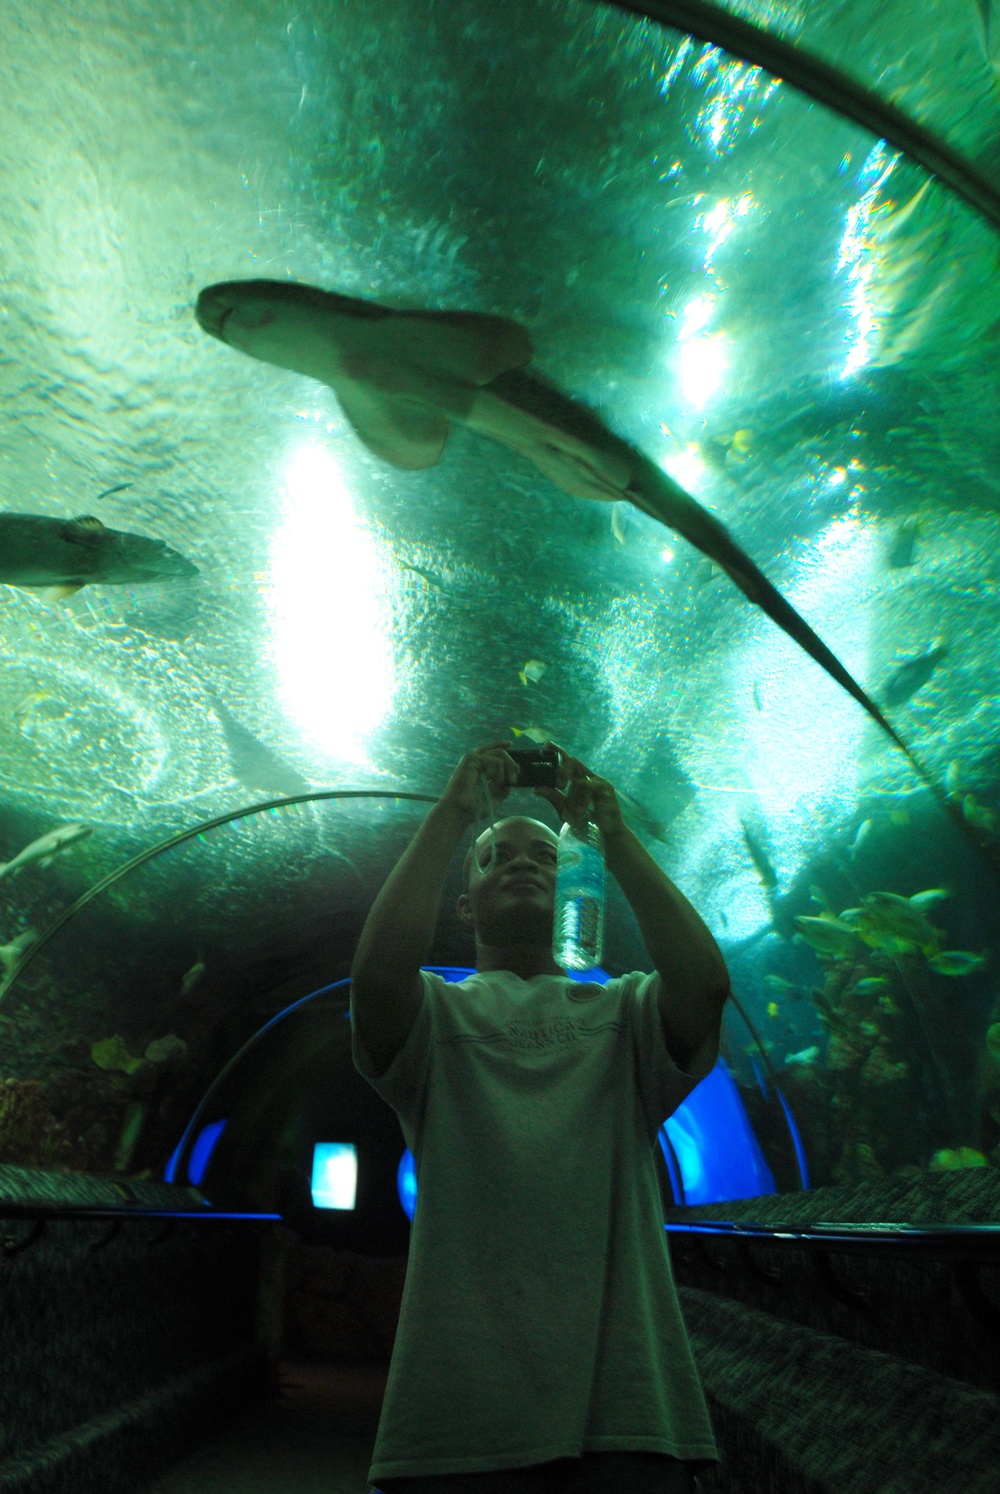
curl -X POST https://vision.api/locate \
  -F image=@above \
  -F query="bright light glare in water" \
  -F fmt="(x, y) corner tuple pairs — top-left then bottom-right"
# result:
(676, 296), (727, 409)
(662, 441), (708, 492)
(267, 442), (394, 762)
(721, 514), (876, 939)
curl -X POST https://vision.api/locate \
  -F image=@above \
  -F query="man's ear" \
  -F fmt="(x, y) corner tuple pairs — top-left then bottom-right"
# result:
(457, 893), (476, 928)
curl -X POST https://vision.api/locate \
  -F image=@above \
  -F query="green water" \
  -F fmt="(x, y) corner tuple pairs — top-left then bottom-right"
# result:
(0, 0), (998, 1204)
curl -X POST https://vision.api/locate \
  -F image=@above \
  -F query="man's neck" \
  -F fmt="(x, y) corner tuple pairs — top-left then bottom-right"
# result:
(476, 940), (564, 979)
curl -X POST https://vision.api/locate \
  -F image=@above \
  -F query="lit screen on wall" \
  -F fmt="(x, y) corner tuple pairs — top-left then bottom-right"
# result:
(310, 1142), (358, 1209)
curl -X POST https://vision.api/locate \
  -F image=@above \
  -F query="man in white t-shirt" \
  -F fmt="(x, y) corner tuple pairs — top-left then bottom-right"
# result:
(351, 741), (730, 1494)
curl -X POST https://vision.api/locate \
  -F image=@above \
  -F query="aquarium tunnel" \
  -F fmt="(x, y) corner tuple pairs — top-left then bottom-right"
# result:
(164, 965), (788, 1228)
(1, 0), (999, 1491)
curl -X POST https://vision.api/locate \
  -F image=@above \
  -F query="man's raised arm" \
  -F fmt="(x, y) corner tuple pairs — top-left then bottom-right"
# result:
(350, 743), (515, 1074)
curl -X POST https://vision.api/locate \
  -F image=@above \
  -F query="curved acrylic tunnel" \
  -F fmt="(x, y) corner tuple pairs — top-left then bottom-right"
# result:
(1, 1), (1000, 1491)
(0, 0), (997, 1205)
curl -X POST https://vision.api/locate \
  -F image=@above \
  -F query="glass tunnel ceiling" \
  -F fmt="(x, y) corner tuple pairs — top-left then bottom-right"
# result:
(1, 0), (1000, 1187)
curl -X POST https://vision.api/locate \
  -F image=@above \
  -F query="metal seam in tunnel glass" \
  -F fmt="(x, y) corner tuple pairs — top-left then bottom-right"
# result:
(591, 0), (1000, 232)
(0, 790), (437, 1006)
(0, 785), (783, 1101)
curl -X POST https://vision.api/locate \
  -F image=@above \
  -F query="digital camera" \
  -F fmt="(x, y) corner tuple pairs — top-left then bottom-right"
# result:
(509, 745), (560, 787)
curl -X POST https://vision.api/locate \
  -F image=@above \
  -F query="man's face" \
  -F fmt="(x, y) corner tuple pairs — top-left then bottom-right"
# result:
(459, 817), (559, 944)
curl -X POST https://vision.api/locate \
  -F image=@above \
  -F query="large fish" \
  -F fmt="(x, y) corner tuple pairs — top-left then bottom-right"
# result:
(191, 280), (932, 779)
(0, 512), (198, 599)
(0, 822), (91, 881)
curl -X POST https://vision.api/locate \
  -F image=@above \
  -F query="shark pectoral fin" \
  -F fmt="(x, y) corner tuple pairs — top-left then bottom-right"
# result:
(335, 379), (451, 470)
(390, 312), (533, 387)
(42, 584), (84, 603)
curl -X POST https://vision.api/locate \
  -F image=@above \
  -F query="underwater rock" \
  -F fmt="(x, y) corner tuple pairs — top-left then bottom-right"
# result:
(826, 1033), (864, 1070)
(0, 1077), (74, 1168)
(860, 1045), (910, 1087)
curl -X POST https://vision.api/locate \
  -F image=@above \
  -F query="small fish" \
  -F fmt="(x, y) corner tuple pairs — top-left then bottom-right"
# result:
(211, 697), (311, 797)
(944, 760), (962, 798)
(909, 888), (950, 912)
(194, 279), (934, 772)
(794, 916), (861, 959)
(741, 821), (777, 891)
(398, 559), (445, 593)
(764, 975), (799, 997)
(881, 640), (948, 707)
(691, 557), (721, 586)
(511, 726), (551, 745)
(611, 501), (631, 546)
(885, 516), (920, 569)
(766, 1001), (780, 1018)
(862, 891), (937, 947)
(962, 794), (998, 834)
(852, 976), (891, 995)
(0, 930), (36, 975)
(94, 483), (133, 502)
(12, 692), (53, 720)
(179, 959), (206, 997)
(145, 1034), (188, 1063)
(784, 1045), (820, 1066)
(518, 660), (548, 685)
(751, 681), (764, 712)
(849, 818), (874, 859)
(91, 1035), (144, 1075)
(928, 950), (987, 977)
(809, 884), (833, 913)
(888, 808), (911, 827)
(0, 512), (197, 597)
(702, 429), (753, 469)
(0, 822), (92, 881)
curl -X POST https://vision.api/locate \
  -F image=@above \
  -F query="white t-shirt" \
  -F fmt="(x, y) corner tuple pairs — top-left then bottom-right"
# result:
(351, 967), (721, 1482)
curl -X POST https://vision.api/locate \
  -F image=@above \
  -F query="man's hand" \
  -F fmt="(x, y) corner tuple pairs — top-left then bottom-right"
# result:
(534, 744), (628, 845)
(437, 741), (519, 827)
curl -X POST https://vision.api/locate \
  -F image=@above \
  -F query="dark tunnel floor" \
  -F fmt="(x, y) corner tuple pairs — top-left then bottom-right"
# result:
(141, 1361), (388, 1494)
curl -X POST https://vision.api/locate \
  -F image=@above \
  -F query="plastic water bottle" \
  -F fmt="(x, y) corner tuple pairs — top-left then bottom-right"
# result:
(554, 818), (605, 970)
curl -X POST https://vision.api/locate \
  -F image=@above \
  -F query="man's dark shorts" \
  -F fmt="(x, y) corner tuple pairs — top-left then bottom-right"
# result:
(376, 1451), (702, 1494)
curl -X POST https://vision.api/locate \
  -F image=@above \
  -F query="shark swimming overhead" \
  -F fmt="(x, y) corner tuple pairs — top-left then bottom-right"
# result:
(0, 512), (198, 598)
(193, 279), (932, 778)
